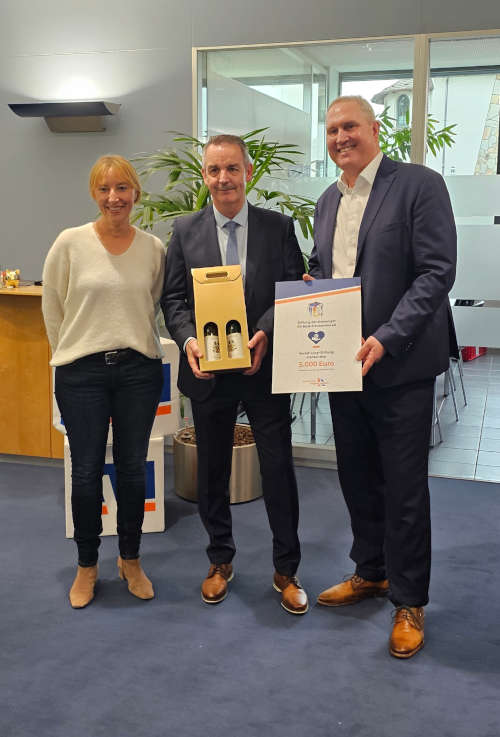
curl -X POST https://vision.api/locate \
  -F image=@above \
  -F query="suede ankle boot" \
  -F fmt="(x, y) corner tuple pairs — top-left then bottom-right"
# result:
(117, 556), (154, 600)
(69, 564), (98, 608)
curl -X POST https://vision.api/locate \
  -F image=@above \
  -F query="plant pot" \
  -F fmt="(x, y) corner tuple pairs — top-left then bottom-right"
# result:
(173, 424), (263, 504)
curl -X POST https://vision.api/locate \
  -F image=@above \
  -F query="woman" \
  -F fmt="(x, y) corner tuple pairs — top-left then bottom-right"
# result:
(42, 154), (165, 608)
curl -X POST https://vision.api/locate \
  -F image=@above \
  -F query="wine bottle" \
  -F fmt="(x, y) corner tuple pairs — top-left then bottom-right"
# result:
(226, 320), (244, 359)
(204, 322), (221, 361)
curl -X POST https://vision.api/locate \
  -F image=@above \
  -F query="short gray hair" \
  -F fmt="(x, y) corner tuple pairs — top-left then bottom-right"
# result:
(327, 95), (376, 122)
(202, 134), (251, 168)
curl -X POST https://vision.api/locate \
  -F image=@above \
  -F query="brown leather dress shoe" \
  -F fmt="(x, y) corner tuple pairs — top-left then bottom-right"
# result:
(389, 606), (425, 658)
(317, 573), (389, 607)
(201, 563), (234, 604)
(273, 572), (309, 614)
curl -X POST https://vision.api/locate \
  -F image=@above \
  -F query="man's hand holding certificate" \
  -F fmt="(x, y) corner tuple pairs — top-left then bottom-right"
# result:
(272, 278), (362, 394)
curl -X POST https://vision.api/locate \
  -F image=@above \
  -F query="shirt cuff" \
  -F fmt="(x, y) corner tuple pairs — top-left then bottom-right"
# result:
(183, 336), (196, 353)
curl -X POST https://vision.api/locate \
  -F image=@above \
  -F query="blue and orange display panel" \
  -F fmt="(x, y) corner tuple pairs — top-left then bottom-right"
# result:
(64, 436), (165, 537)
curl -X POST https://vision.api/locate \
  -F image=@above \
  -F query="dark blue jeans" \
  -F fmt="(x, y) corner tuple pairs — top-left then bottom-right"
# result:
(55, 350), (163, 566)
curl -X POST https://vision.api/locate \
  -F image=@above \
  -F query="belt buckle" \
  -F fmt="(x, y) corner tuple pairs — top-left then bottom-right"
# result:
(104, 350), (119, 365)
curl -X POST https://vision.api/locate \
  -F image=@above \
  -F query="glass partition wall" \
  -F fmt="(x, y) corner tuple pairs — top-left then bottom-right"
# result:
(198, 38), (416, 244)
(427, 36), (500, 482)
(426, 36), (500, 348)
(202, 47), (328, 177)
(195, 32), (500, 479)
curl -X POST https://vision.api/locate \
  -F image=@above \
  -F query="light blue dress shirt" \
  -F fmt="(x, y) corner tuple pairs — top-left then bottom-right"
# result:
(213, 201), (249, 283)
(183, 201), (249, 353)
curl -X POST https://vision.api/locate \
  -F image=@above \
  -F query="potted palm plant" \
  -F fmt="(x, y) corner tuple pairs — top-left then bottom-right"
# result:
(173, 423), (262, 504)
(133, 128), (315, 253)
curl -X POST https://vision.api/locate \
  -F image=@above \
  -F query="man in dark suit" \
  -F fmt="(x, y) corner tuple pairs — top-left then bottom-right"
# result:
(307, 96), (456, 657)
(162, 134), (308, 614)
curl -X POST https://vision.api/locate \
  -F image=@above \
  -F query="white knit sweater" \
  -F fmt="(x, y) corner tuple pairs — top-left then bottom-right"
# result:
(42, 223), (165, 366)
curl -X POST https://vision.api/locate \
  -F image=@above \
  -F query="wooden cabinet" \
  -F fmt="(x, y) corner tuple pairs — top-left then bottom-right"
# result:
(0, 287), (63, 458)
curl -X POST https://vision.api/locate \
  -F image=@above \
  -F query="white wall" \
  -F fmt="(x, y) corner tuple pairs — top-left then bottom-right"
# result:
(1, 2), (193, 278)
(1, 0), (499, 277)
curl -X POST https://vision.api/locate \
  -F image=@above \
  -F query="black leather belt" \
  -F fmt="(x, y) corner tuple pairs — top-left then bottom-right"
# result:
(103, 348), (134, 365)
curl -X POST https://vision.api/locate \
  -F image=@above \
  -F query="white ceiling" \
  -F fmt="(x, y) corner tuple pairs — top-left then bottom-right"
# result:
(207, 35), (500, 79)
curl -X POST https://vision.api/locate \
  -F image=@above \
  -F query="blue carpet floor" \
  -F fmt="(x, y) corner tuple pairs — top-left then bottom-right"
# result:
(1, 456), (499, 737)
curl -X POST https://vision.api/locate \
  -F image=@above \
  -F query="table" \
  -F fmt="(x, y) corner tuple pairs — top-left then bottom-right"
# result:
(0, 286), (63, 458)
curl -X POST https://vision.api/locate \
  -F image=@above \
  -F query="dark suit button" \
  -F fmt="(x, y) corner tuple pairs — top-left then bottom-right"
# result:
(405, 341), (414, 352)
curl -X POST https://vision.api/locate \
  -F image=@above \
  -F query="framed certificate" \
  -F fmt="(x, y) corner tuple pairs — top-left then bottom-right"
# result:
(272, 278), (362, 394)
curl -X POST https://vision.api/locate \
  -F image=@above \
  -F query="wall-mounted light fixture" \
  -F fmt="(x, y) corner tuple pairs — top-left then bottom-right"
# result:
(8, 101), (121, 132)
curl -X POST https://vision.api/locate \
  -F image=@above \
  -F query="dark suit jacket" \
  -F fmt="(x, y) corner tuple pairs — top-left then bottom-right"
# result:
(161, 202), (304, 401)
(308, 155), (457, 388)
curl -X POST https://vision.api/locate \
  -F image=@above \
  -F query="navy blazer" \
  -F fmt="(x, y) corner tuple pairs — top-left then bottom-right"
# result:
(308, 155), (457, 387)
(161, 202), (303, 401)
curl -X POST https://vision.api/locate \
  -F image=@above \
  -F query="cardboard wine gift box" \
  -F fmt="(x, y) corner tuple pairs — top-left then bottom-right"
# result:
(192, 265), (251, 372)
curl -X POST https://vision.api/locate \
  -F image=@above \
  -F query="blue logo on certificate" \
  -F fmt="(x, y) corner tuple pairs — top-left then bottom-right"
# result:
(308, 330), (325, 344)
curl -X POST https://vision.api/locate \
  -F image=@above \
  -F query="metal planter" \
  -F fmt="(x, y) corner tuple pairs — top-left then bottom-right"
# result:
(173, 424), (263, 504)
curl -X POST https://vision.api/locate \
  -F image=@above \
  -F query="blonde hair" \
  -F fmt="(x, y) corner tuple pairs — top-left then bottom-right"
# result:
(89, 154), (141, 202)
(327, 95), (376, 122)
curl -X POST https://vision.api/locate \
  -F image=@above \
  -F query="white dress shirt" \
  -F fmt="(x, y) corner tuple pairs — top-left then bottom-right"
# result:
(332, 151), (383, 278)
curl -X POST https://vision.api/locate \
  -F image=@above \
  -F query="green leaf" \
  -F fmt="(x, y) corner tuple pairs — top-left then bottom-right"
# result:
(376, 108), (456, 163)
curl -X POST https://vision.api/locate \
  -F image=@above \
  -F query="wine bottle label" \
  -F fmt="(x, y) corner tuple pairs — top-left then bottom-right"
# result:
(227, 332), (244, 359)
(205, 335), (221, 361)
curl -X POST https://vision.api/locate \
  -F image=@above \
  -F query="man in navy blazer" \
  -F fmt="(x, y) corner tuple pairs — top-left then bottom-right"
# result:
(162, 134), (308, 614)
(307, 96), (456, 657)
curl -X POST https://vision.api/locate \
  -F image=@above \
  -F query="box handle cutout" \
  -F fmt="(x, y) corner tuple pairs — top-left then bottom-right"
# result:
(206, 271), (228, 279)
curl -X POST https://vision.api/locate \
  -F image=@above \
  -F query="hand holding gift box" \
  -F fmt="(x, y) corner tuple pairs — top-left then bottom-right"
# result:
(192, 264), (251, 372)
